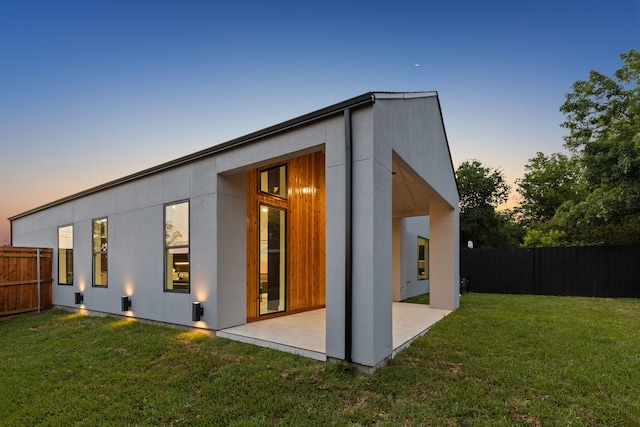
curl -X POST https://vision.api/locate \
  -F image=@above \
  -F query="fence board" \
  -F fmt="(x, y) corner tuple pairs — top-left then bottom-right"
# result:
(0, 247), (53, 315)
(460, 245), (640, 298)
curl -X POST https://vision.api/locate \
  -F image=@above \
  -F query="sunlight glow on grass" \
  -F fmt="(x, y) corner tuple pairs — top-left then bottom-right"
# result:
(63, 312), (86, 320)
(176, 331), (212, 342)
(106, 318), (137, 329)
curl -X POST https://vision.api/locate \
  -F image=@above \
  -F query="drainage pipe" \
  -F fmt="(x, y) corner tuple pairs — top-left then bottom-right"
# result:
(344, 109), (353, 363)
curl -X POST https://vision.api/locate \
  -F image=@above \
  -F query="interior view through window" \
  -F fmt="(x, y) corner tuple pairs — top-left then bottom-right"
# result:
(418, 236), (429, 280)
(259, 164), (287, 315)
(58, 225), (73, 285)
(165, 202), (190, 291)
(92, 218), (108, 287)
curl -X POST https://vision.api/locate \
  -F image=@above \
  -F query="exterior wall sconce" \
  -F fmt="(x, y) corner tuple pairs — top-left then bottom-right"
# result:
(121, 295), (132, 311)
(192, 302), (204, 321)
(75, 292), (83, 305)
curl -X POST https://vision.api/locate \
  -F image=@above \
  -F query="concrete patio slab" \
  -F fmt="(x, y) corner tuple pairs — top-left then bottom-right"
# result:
(217, 302), (452, 362)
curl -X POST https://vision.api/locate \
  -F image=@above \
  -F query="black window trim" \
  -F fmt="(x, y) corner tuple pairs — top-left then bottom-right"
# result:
(417, 235), (429, 281)
(57, 224), (74, 286)
(164, 200), (190, 294)
(258, 163), (288, 200)
(92, 217), (108, 288)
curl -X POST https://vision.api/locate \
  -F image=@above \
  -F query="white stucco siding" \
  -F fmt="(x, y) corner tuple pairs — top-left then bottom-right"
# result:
(108, 206), (164, 319)
(324, 128), (348, 361)
(10, 92), (459, 369)
(392, 216), (430, 301)
(190, 157), (218, 197)
(213, 172), (246, 330)
(11, 159), (222, 322)
(326, 95), (459, 366)
(374, 95), (458, 209)
(350, 106), (395, 367)
(214, 117), (341, 174)
(374, 95), (459, 312)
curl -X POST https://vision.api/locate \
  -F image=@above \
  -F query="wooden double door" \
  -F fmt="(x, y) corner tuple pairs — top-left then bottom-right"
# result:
(246, 151), (326, 322)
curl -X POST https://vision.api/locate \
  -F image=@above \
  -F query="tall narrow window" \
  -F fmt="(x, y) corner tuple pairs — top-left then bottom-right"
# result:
(58, 225), (73, 285)
(260, 164), (287, 199)
(259, 204), (286, 315)
(165, 201), (189, 292)
(92, 218), (108, 287)
(418, 236), (429, 280)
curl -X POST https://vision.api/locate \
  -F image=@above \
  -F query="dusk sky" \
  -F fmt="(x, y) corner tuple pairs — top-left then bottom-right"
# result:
(1, 0), (638, 244)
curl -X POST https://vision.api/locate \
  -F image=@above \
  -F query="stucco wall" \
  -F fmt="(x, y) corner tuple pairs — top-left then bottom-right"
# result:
(392, 216), (430, 301)
(11, 116), (345, 330)
(11, 92), (459, 369)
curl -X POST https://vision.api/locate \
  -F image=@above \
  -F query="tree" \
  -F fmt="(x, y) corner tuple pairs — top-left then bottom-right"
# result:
(516, 152), (584, 225)
(521, 229), (569, 248)
(557, 48), (640, 245)
(456, 160), (519, 247)
(457, 160), (510, 210)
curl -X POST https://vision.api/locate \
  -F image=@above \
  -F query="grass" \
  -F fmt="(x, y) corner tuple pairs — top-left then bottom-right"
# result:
(1, 294), (639, 426)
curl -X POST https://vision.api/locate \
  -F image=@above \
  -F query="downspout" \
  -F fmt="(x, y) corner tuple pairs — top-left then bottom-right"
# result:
(344, 109), (353, 363)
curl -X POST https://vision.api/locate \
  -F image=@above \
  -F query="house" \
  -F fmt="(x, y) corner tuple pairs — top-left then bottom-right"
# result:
(9, 92), (460, 370)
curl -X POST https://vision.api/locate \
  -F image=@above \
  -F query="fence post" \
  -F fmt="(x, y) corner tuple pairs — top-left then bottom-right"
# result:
(37, 248), (41, 313)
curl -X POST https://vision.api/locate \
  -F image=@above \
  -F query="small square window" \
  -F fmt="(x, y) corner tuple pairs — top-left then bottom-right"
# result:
(260, 165), (287, 199)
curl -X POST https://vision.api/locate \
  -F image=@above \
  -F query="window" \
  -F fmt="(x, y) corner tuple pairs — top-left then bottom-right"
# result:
(259, 204), (286, 315)
(58, 225), (73, 285)
(92, 218), (108, 287)
(418, 236), (429, 280)
(260, 164), (287, 199)
(165, 201), (189, 292)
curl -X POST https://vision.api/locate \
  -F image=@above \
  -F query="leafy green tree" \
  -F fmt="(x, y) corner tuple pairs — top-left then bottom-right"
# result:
(495, 209), (526, 247)
(516, 152), (584, 225)
(521, 229), (569, 248)
(456, 160), (519, 247)
(457, 160), (510, 210)
(556, 48), (640, 245)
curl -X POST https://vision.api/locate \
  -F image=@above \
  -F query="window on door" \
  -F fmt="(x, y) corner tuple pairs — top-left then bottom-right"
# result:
(259, 204), (286, 315)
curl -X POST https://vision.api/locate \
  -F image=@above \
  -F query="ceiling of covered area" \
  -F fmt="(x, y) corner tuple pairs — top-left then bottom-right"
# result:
(391, 156), (435, 218)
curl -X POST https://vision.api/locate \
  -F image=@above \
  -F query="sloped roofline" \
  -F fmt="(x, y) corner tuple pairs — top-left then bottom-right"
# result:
(10, 91), (447, 221)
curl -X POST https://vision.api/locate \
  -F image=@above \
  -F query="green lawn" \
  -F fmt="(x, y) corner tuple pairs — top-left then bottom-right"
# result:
(1, 293), (639, 426)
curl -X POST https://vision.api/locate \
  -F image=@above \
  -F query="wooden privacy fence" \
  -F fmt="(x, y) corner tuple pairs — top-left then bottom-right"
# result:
(0, 247), (53, 316)
(460, 245), (640, 298)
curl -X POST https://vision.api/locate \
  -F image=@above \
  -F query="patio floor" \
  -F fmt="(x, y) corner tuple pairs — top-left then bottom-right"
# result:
(217, 302), (452, 361)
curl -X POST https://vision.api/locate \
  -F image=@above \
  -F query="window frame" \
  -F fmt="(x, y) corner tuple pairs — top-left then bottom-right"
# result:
(259, 164), (288, 200)
(164, 200), (190, 293)
(57, 224), (74, 286)
(417, 236), (429, 281)
(258, 202), (287, 316)
(92, 217), (108, 288)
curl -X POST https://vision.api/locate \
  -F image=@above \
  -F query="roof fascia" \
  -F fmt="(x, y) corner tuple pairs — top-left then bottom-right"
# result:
(372, 91), (438, 100)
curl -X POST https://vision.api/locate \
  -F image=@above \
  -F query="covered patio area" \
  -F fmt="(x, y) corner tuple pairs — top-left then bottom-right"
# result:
(217, 302), (452, 362)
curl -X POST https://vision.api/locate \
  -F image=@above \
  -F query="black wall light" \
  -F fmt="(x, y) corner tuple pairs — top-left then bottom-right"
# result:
(121, 295), (132, 311)
(192, 302), (204, 321)
(74, 292), (83, 305)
